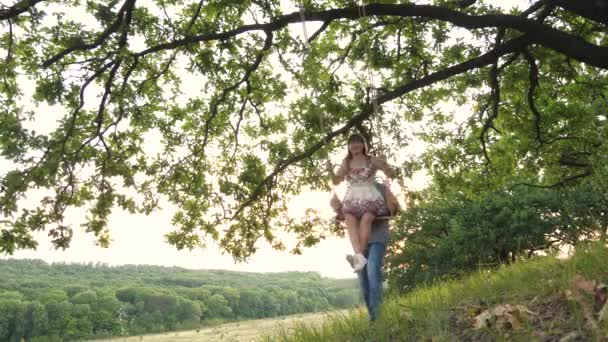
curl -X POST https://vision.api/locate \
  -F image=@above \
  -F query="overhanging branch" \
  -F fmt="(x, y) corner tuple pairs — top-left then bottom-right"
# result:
(131, 3), (608, 70)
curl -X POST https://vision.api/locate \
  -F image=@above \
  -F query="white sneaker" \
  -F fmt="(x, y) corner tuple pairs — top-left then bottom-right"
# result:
(346, 254), (355, 269)
(353, 253), (367, 272)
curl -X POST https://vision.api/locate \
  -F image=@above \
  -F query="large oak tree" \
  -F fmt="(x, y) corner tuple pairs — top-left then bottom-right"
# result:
(1, 0), (607, 259)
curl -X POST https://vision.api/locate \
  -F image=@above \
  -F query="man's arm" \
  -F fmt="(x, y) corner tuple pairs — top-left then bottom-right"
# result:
(373, 182), (391, 219)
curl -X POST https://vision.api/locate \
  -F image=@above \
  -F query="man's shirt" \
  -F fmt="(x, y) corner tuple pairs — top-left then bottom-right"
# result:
(370, 183), (390, 244)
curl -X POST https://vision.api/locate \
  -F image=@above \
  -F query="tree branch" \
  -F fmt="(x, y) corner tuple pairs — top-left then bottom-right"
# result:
(510, 170), (593, 189)
(132, 3), (608, 69)
(42, 0), (137, 68)
(307, 20), (330, 44)
(0, 0), (46, 21)
(522, 46), (545, 145)
(68, 0), (136, 158)
(479, 59), (499, 167)
(134, 0), (203, 93)
(479, 29), (506, 169)
(555, 0), (608, 26)
(229, 96), (247, 162)
(1, 18), (14, 107)
(559, 155), (591, 168)
(520, 0), (547, 17)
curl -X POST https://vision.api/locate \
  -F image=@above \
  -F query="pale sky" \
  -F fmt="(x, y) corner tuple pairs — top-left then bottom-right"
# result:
(0, 0), (529, 279)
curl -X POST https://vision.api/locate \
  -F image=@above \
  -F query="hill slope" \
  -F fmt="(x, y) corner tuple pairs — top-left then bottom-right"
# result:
(265, 244), (608, 341)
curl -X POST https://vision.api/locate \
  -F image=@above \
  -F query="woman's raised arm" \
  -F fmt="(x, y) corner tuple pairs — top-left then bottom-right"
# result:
(328, 159), (348, 185)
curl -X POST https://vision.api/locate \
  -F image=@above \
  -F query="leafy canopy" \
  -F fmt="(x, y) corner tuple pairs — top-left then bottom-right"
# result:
(1, 0), (607, 259)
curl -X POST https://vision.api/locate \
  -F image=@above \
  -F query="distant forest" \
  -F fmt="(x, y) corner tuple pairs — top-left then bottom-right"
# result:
(0, 259), (360, 341)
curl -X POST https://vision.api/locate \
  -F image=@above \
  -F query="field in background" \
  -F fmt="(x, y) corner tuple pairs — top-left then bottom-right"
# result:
(90, 309), (353, 342)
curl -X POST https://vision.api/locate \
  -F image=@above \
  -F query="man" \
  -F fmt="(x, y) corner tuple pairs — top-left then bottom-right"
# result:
(334, 182), (392, 322)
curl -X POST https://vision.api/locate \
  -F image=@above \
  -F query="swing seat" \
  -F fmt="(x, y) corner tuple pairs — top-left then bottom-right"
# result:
(331, 210), (393, 223)
(331, 215), (392, 223)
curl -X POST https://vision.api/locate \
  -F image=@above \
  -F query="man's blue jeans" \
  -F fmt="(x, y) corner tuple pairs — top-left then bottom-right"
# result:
(357, 242), (386, 321)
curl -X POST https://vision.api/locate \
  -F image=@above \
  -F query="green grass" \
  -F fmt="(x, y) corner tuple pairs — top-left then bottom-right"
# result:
(262, 243), (608, 341)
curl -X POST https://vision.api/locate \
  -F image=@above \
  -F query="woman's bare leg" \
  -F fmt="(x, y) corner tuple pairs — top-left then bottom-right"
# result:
(359, 212), (375, 254)
(344, 213), (362, 254)
(345, 213), (368, 272)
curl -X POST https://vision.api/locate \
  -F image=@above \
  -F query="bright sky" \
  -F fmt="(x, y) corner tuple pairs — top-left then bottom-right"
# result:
(1, 0), (530, 279)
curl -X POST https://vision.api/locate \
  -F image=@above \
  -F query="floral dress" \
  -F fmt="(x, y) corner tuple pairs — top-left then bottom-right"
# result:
(341, 162), (385, 219)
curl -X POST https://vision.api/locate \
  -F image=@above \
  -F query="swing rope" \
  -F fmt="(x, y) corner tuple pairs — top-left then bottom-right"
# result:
(298, 1), (309, 48)
(357, 2), (385, 156)
(297, 1), (327, 136)
(297, 1), (332, 190)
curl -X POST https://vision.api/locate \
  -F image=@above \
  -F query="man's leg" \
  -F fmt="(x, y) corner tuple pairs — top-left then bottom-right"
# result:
(365, 242), (386, 321)
(357, 262), (370, 317)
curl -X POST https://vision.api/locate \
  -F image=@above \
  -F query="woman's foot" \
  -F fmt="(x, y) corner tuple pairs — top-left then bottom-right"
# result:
(346, 254), (355, 268)
(353, 253), (367, 272)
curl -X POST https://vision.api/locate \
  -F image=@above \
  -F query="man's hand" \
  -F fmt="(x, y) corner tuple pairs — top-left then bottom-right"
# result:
(326, 160), (335, 174)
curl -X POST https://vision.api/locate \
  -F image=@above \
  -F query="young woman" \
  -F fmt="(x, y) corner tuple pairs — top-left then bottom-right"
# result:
(329, 134), (397, 271)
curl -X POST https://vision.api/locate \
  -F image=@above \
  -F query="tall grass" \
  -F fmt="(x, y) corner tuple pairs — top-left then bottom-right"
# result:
(262, 243), (608, 341)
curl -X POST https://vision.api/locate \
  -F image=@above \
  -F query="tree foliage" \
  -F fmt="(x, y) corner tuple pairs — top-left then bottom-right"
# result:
(386, 182), (608, 293)
(0, 0), (607, 259)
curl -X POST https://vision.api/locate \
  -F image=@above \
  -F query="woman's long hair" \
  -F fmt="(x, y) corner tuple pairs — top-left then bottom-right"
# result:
(345, 133), (369, 160)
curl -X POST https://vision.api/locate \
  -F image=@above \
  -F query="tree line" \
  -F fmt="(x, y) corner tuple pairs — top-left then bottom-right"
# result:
(0, 260), (360, 341)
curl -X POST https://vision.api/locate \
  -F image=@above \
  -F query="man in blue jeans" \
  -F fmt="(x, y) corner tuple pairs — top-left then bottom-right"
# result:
(356, 213), (388, 322)
(337, 183), (391, 322)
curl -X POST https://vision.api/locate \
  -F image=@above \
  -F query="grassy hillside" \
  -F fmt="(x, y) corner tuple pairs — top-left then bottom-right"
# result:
(264, 244), (608, 341)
